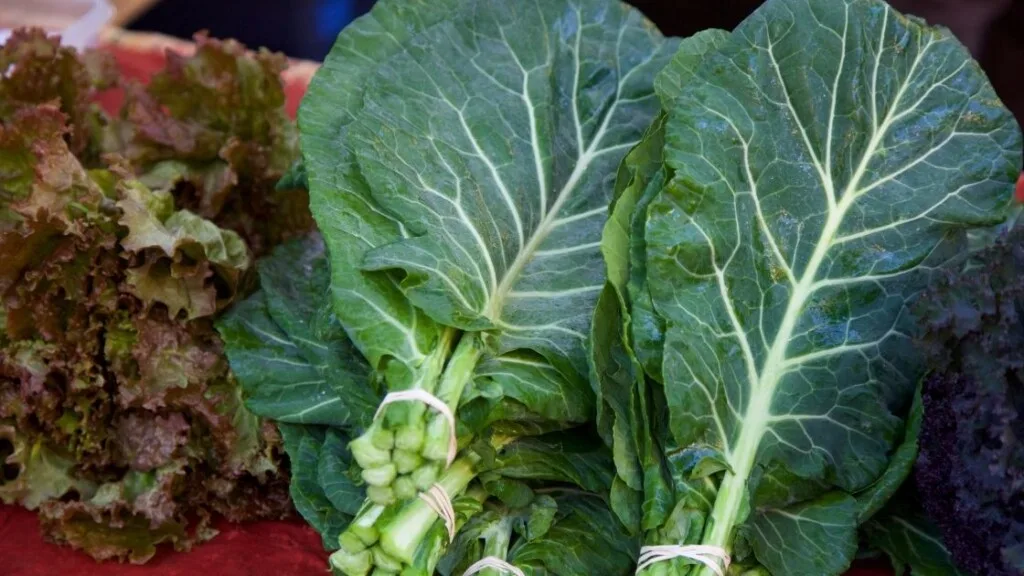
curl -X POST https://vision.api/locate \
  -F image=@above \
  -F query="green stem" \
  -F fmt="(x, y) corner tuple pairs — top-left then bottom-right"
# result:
(479, 516), (513, 576)
(422, 333), (483, 461)
(350, 329), (456, 472)
(379, 456), (478, 563)
(695, 389), (771, 576)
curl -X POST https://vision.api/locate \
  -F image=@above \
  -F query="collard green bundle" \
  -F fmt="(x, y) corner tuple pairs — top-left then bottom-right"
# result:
(0, 29), (311, 562)
(590, 0), (1021, 575)
(221, 0), (677, 573)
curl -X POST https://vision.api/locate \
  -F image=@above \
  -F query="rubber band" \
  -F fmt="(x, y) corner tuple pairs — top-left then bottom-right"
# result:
(636, 545), (730, 576)
(418, 483), (456, 542)
(375, 390), (458, 467)
(462, 556), (525, 576)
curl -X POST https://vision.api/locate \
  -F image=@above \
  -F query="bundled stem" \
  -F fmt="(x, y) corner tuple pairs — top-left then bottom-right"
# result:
(351, 332), (483, 504)
(331, 457), (482, 575)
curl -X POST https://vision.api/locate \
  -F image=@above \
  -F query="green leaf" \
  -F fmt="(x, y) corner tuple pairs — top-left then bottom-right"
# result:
(744, 492), (859, 576)
(589, 29), (731, 539)
(278, 423), (353, 550)
(218, 234), (377, 428)
(317, 429), (363, 517)
(510, 495), (638, 576)
(863, 496), (965, 576)
(856, 385), (924, 523)
(652, 29), (730, 108)
(469, 352), (594, 427)
(641, 0), (1021, 568)
(488, 434), (616, 496)
(302, 0), (455, 381)
(304, 0), (677, 401)
(349, 0), (675, 375)
(0, 423), (97, 509)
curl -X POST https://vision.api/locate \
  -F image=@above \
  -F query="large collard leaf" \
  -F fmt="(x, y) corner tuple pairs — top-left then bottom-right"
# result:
(350, 0), (676, 377)
(644, 0), (1021, 572)
(218, 234), (377, 428)
(301, 0), (457, 384)
(305, 0), (676, 390)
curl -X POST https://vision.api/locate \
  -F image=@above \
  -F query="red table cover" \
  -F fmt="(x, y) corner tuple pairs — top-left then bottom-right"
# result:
(0, 31), (898, 576)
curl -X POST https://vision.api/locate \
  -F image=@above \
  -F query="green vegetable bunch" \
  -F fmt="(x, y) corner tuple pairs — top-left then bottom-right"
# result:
(219, 0), (1023, 575)
(591, 1), (1021, 575)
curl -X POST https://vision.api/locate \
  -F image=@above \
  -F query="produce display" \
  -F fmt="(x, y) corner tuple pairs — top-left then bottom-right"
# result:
(2, 0), (1022, 575)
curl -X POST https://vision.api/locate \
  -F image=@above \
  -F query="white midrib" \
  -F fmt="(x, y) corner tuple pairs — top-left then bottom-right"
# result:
(482, 109), (621, 322)
(701, 204), (846, 551)
(699, 87), (901, 560)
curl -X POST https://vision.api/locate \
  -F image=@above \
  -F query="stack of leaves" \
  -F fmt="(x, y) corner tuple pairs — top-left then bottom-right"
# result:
(0, 29), (312, 563)
(904, 223), (1024, 576)
(219, 0), (677, 573)
(589, 0), (1022, 575)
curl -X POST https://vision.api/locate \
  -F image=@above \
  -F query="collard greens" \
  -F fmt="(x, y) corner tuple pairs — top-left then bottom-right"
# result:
(592, 0), (1022, 574)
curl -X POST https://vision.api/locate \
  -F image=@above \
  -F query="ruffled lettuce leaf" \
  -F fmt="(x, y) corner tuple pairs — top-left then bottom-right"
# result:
(116, 33), (310, 256)
(0, 28), (116, 158)
(0, 50), (295, 560)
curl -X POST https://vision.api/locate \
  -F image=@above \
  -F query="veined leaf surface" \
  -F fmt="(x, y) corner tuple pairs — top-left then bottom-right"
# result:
(644, 0), (1021, 568)
(308, 0), (677, 379)
(218, 234), (377, 427)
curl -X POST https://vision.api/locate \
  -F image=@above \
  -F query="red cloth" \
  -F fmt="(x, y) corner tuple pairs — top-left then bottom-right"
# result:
(0, 505), (327, 576)
(0, 35), (895, 576)
(0, 503), (892, 575)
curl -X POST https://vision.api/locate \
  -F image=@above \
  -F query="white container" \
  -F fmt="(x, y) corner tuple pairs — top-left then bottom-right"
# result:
(0, 0), (114, 50)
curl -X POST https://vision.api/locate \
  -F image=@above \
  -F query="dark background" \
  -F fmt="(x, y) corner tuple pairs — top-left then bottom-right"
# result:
(127, 0), (1024, 121)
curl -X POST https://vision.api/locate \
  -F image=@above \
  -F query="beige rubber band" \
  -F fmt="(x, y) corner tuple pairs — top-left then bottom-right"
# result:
(636, 545), (730, 576)
(375, 390), (457, 467)
(462, 557), (525, 576)
(418, 483), (456, 543)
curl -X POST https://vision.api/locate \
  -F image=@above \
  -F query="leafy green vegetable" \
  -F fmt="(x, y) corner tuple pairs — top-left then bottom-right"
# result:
(279, 423), (361, 550)
(221, 230), (632, 574)
(439, 492), (638, 576)
(219, 233), (378, 427)
(591, 0), (1022, 575)
(0, 30), (305, 563)
(250, 0), (679, 572)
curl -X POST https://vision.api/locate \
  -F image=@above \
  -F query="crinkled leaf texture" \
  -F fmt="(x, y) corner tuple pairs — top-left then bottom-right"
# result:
(116, 32), (310, 257)
(0, 28), (116, 158)
(302, 0), (678, 398)
(911, 225), (1024, 575)
(0, 69), (294, 562)
(595, 0), (1022, 574)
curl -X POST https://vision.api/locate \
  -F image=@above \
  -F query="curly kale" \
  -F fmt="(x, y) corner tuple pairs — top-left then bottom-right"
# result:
(915, 224), (1024, 575)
